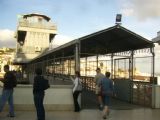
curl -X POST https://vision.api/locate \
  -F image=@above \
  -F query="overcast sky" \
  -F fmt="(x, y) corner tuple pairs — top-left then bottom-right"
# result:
(0, 0), (160, 48)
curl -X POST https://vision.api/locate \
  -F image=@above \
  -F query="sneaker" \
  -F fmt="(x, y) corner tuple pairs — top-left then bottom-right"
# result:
(7, 114), (15, 117)
(102, 115), (107, 119)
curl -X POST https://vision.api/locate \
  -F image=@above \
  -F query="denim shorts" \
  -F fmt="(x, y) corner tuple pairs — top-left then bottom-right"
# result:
(102, 95), (110, 106)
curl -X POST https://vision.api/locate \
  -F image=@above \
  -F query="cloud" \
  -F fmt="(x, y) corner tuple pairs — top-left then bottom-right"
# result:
(121, 8), (134, 17)
(0, 29), (73, 49)
(0, 29), (16, 47)
(120, 0), (160, 20)
(50, 34), (74, 49)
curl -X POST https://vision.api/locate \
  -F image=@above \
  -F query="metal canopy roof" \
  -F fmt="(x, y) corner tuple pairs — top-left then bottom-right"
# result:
(80, 25), (153, 55)
(31, 25), (154, 62)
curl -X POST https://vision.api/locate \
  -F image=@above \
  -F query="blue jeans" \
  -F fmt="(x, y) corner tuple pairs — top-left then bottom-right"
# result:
(0, 89), (15, 116)
(34, 92), (45, 120)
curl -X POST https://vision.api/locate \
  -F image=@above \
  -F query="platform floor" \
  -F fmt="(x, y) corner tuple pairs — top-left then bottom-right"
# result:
(0, 108), (160, 120)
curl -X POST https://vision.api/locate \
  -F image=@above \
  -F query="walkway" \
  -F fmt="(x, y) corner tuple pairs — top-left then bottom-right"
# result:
(4, 78), (157, 120)
(0, 108), (160, 120)
(81, 89), (141, 110)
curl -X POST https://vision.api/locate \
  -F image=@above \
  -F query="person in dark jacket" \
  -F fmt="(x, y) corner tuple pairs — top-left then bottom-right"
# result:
(0, 65), (17, 117)
(33, 68), (46, 120)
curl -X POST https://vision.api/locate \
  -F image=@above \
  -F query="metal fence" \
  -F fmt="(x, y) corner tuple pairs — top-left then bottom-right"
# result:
(80, 76), (152, 107)
(132, 81), (152, 107)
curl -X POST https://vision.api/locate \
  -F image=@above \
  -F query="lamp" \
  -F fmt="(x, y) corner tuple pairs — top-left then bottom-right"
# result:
(115, 14), (122, 25)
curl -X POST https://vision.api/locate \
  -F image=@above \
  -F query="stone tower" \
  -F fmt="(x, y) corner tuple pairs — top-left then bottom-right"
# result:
(13, 13), (57, 64)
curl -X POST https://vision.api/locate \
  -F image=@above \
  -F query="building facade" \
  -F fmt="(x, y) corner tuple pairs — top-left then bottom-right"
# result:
(0, 47), (16, 77)
(13, 13), (57, 64)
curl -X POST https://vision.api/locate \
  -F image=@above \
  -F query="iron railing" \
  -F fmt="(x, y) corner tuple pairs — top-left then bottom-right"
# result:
(132, 81), (152, 107)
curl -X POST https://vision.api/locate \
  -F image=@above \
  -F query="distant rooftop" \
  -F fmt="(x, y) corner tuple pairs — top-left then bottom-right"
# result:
(22, 13), (51, 21)
(152, 31), (160, 44)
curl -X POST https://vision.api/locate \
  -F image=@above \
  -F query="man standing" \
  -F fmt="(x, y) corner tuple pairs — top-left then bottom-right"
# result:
(33, 68), (48, 120)
(0, 65), (17, 117)
(99, 72), (113, 119)
(94, 68), (105, 110)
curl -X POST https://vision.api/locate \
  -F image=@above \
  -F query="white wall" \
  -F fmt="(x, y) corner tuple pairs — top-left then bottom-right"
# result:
(0, 85), (74, 111)
(152, 85), (160, 108)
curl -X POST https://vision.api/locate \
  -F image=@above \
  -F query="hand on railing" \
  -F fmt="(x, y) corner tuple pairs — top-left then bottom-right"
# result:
(69, 76), (74, 82)
(0, 81), (4, 87)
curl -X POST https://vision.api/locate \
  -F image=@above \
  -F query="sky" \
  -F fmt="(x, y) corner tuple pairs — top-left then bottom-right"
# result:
(0, 0), (160, 48)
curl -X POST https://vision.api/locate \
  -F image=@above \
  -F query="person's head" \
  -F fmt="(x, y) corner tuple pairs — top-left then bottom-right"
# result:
(75, 71), (80, 77)
(105, 72), (110, 78)
(4, 65), (9, 72)
(96, 68), (101, 73)
(35, 68), (42, 75)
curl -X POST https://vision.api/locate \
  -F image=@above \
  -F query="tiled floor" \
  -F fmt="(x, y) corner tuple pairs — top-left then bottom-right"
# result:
(1, 108), (160, 120)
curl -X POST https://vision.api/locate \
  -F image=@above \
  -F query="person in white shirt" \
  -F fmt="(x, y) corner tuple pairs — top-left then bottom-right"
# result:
(94, 68), (105, 110)
(70, 71), (82, 112)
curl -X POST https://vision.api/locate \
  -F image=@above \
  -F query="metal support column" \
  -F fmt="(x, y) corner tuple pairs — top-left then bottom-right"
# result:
(96, 55), (99, 68)
(53, 57), (55, 80)
(130, 51), (134, 81)
(69, 57), (71, 75)
(111, 53), (114, 79)
(75, 41), (80, 72)
(151, 47), (155, 78)
(130, 50), (134, 103)
(151, 47), (155, 108)
(68, 59), (70, 75)
(85, 57), (87, 76)
(62, 52), (65, 75)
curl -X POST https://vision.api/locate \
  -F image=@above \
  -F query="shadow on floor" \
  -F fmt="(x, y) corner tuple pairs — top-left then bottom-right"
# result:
(81, 88), (142, 110)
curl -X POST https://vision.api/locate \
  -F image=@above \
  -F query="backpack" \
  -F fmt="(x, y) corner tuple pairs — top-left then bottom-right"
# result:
(43, 78), (50, 90)
(7, 71), (17, 88)
(76, 78), (82, 92)
(13, 74), (17, 87)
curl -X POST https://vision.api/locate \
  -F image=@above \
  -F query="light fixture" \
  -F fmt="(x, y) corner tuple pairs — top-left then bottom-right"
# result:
(115, 14), (122, 25)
